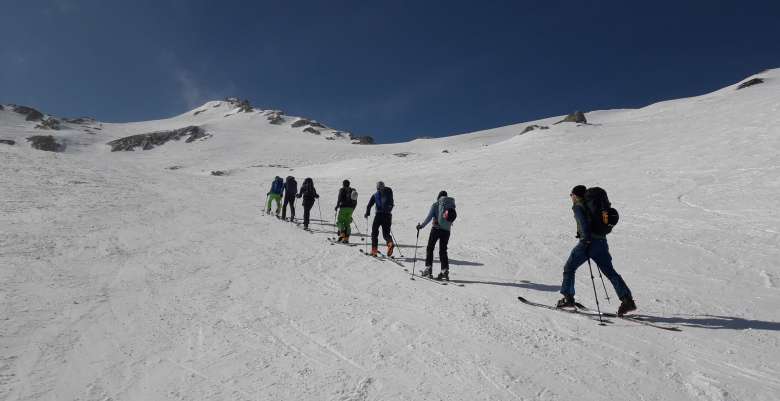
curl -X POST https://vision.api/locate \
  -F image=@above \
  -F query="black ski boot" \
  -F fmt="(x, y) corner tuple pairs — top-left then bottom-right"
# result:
(556, 295), (575, 308)
(617, 298), (637, 316)
(436, 269), (449, 281)
(421, 266), (433, 278)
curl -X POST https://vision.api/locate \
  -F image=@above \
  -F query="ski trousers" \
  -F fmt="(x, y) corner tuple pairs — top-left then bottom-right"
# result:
(266, 193), (282, 214)
(282, 196), (296, 220)
(337, 207), (354, 237)
(560, 239), (632, 300)
(425, 227), (450, 271)
(371, 213), (392, 249)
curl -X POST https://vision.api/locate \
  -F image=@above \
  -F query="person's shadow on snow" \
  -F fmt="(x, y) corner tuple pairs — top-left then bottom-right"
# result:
(632, 314), (780, 331)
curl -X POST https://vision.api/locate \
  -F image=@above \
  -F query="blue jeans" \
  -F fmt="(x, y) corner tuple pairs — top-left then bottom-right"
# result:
(560, 239), (632, 300)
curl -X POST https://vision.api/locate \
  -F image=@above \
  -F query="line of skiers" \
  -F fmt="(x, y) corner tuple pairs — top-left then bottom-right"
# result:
(266, 176), (637, 316)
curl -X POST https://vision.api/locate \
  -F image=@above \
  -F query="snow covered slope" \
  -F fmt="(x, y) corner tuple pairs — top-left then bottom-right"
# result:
(1, 71), (779, 401)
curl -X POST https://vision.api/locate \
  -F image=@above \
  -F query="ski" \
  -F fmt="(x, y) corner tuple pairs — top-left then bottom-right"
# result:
(575, 305), (682, 332)
(517, 296), (613, 324)
(517, 297), (681, 331)
(327, 237), (358, 247)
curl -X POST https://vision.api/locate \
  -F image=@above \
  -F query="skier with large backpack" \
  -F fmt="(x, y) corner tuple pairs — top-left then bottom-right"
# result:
(364, 181), (394, 257)
(334, 179), (358, 243)
(296, 177), (319, 230)
(416, 191), (457, 281)
(557, 185), (636, 316)
(266, 176), (284, 216)
(281, 176), (298, 222)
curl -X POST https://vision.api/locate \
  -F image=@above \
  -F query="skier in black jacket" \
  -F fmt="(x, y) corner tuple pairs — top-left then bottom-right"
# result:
(364, 181), (394, 256)
(334, 180), (358, 243)
(281, 176), (298, 222)
(296, 177), (319, 230)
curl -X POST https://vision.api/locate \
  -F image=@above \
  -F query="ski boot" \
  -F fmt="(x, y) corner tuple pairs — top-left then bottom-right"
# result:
(556, 295), (575, 308)
(370, 247), (378, 257)
(420, 266), (433, 278)
(386, 241), (395, 257)
(436, 269), (449, 281)
(341, 235), (350, 244)
(617, 298), (637, 316)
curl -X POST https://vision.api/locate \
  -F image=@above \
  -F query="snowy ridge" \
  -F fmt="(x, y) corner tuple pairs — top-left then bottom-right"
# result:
(1, 70), (779, 400)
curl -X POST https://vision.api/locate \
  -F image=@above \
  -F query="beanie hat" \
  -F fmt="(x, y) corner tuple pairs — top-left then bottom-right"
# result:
(376, 181), (385, 190)
(437, 190), (448, 199)
(343, 179), (350, 187)
(571, 185), (587, 198)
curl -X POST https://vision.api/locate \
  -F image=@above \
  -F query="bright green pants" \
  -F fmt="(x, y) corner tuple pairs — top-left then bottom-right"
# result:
(337, 207), (354, 236)
(266, 194), (282, 213)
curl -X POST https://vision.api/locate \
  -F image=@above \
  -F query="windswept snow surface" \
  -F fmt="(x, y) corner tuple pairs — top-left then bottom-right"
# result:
(2, 71), (780, 400)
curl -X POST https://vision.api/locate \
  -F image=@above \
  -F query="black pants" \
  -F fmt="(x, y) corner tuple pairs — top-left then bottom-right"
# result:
(302, 200), (314, 228)
(371, 213), (392, 249)
(282, 196), (296, 220)
(425, 227), (450, 270)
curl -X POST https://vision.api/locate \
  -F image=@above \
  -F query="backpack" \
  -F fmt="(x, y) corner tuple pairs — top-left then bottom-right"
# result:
(583, 187), (619, 235)
(350, 189), (358, 201)
(437, 197), (457, 230)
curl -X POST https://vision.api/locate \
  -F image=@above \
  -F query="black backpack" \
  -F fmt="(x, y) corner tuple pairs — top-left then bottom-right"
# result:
(584, 187), (619, 235)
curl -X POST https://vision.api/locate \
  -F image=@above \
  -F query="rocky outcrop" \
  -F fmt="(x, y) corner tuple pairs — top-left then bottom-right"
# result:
(35, 118), (61, 130)
(107, 126), (210, 151)
(12, 105), (44, 121)
(303, 127), (320, 135)
(63, 117), (95, 124)
(27, 135), (65, 152)
(0, 139), (15, 146)
(291, 118), (311, 128)
(225, 97), (253, 112)
(349, 134), (374, 145)
(555, 111), (587, 124)
(520, 124), (549, 134)
(211, 170), (227, 176)
(737, 78), (764, 90)
(265, 110), (285, 125)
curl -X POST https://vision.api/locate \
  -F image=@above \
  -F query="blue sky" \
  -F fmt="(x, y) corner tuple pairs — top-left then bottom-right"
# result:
(1, 0), (779, 143)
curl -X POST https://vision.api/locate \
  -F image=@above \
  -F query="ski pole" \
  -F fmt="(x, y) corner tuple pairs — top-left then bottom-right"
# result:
(364, 216), (369, 253)
(587, 257), (606, 325)
(264, 194), (269, 214)
(411, 227), (420, 279)
(597, 265), (611, 303)
(389, 230), (405, 258)
(317, 198), (322, 223)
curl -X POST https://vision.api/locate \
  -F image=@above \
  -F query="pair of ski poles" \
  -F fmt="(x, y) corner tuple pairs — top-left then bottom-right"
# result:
(586, 243), (611, 325)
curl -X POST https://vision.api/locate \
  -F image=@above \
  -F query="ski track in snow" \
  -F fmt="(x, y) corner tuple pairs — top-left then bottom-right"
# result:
(2, 74), (780, 400)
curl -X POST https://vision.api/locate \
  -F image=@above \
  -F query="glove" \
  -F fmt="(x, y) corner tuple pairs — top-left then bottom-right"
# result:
(315, 194), (319, 199)
(334, 206), (339, 211)
(416, 223), (421, 231)
(364, 213), (369, 219)
(296, 194), (301, 199)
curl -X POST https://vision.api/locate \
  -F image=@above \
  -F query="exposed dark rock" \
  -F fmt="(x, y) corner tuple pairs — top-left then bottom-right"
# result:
(265, 111), (285, 125)
(393, 152), (411, 157)
(35, 118), (61, 130)
(332, 131), (345, 138)
(166, 165), (183, 170)
(520, 124), (550, 134)
(12, 105), (44, 121)
(193, 109), (206, 116)
(63, 117), (95, 124)
(416, 136), (434, 140)
(106, 126), (210, 152)
(554, 111), (587, 125)
(26, 135), (65, 152)
(291, 118), (311, 128)
(309, 121), (326, 129)
(211, 170), (227, 176)
(442, 149), (449, 153)
(349, 135), (375, 145)
(0, 139), (15, 146)
(303, 127), (320, 135)
(737, 77), (764, 90)
(0, 105), (4, 111)
(225, 97), (253, 112)
(325, 136), (335, 140)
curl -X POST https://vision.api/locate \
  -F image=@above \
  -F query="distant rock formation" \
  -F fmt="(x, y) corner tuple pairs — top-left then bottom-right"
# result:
(27, 135), (65, 152)
(35, 118), (61, 130)
(349, 134), (374, 145)
(12, 105), (44, 121)
(265, 110), (285, 125)
(303, 127), (320, 135)
(211, 170), (227, 176)
(554, 111), (587, 124)
(291, 118), (327, 129)
(225, 97), (253, 113)
(737, 78), (764, 90)
(520, 125), (549, 134)
(0, 139), (15, 146)
(107, 126), (210, 151)
(63, 117), (95, 124)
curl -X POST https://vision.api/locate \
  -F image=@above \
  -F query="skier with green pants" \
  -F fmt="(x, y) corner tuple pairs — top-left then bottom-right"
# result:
(266, 176), (284, 216)
(334, 180), (358, 243)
